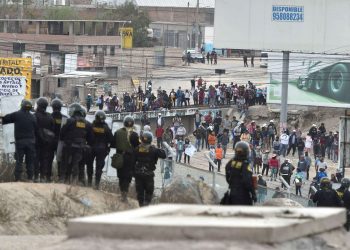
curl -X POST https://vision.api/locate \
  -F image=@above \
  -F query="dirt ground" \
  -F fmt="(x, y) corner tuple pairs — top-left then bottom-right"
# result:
(0, 228), (349, 250)
(0, 183), (138, 235)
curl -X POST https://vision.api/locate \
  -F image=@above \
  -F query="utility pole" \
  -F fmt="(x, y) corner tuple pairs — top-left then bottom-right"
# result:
(280, 51), (290, 132)
(195, 0), (199, 50)
(186, 1), (189, 49)
(145, 58), (148, 92)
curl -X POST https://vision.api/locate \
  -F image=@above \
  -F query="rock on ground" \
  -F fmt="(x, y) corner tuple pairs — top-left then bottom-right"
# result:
(159, 176), (219, 204)
(263, 198), (304, 208)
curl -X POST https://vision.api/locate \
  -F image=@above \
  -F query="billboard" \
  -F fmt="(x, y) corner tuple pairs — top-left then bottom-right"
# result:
(214, 0), (350, 53)
(267, 52), (350, 107)
(119, 27), (133, 49)
(0, 58), (32, 99)
(22, 51), (41, 74)
(64, 54), (78, 73)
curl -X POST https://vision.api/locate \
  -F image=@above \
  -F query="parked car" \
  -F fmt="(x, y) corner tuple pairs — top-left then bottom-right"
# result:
(182, 49), (205, 63)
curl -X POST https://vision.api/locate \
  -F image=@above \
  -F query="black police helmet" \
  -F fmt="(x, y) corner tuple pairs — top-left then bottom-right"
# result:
(81, 107), (87, 117)
(36, 97), (49, 110)
(234, 141), (250, 160)
(51, 98), (63, 111)
(320, 177), (331, 190)
(95, 110), (106, 122)
(341, 178), (350, 189)
(123, 115), (134, 128)
(141, 131), (153, 144)
(68, 103), (83, 117)
(21, 99), (32, 111)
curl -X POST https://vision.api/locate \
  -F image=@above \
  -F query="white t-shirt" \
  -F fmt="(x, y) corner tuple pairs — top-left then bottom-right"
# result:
(280, 134), (289, 145)
(317, 161), (327, 170)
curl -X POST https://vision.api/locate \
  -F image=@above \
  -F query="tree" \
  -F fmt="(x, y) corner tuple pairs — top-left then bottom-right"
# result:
(100, 2), (151, 47)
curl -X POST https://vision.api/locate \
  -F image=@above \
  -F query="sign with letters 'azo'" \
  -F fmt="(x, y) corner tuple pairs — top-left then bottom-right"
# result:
(119, 27), (133, 49)
(0, 58), (32, 99)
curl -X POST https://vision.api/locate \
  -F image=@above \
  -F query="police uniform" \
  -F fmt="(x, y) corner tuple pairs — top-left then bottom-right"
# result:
(50, 103), (67, 179)
(337, 179), (350, 231)
(60, 105), (93, 183)
(313, 178), (342, 207)
(134, 138), (166, 206)
(87, 114), (113, 188)
(113, 117), (139, 200)
(2, 100), (37, 181)
(34, 97), (55, 182)
(225, 141), (257, 205)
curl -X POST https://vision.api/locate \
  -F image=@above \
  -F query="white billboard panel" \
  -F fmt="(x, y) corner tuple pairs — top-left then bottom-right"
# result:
(65, 54), (78, 73)
(214, 0), (350, 53)
(267, 52), (350, 107)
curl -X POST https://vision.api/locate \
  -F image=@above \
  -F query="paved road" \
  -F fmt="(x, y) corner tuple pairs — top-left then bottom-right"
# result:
(150, 58), (268, 94)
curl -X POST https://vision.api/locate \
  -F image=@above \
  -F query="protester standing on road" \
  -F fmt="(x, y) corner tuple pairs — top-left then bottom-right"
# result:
(243, 55), (248, 67)
(175, 136), (184, 163)
(97, 95), (104, 110)
(280, 159), (294, 188)
(279, 130), (289, 157)
(294, 169), (303, 196)
(215, 144), (223, 172)
(287, 129), (298, 156)
(269, 154), (279, 181)
(86, 94), (93, 112)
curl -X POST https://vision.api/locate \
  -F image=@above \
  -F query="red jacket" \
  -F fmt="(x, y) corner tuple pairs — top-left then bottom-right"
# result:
(269, 158), (279, 169)
(155, 127), (164, 138)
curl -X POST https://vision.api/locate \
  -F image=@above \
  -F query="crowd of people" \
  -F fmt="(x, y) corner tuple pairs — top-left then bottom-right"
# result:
(4, 96), (350, 226)
(85, 79), (267, 114)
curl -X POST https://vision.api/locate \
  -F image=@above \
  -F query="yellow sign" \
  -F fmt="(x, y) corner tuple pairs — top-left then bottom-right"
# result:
(119, 27), (133, 49)
(0, 58), (32, 99)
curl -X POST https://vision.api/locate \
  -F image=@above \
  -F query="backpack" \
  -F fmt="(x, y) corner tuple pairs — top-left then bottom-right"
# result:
(295, 177), (303, 187)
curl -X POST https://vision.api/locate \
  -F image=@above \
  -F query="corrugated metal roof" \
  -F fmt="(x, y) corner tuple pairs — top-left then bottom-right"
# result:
(134, 0), (214, 8)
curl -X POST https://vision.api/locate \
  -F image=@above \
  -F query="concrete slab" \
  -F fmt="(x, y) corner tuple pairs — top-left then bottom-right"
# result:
(68, 204), (346, 244)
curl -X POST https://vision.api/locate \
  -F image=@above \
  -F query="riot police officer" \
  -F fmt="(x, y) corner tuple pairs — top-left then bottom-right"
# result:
(112, 115), (139, 202)
(60, 103), (93, 184)
(87, 111), (113, 189)
(225, 141), (257, 205)
(34, 97), (55, 183)
(313, 177), (342, 207)
(337, 178), (350, 230)
(134, 132), (166, 206)
(2, 99), (37, 181)
(78, 107), (92, 185)
(50, 98), (67, 179)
